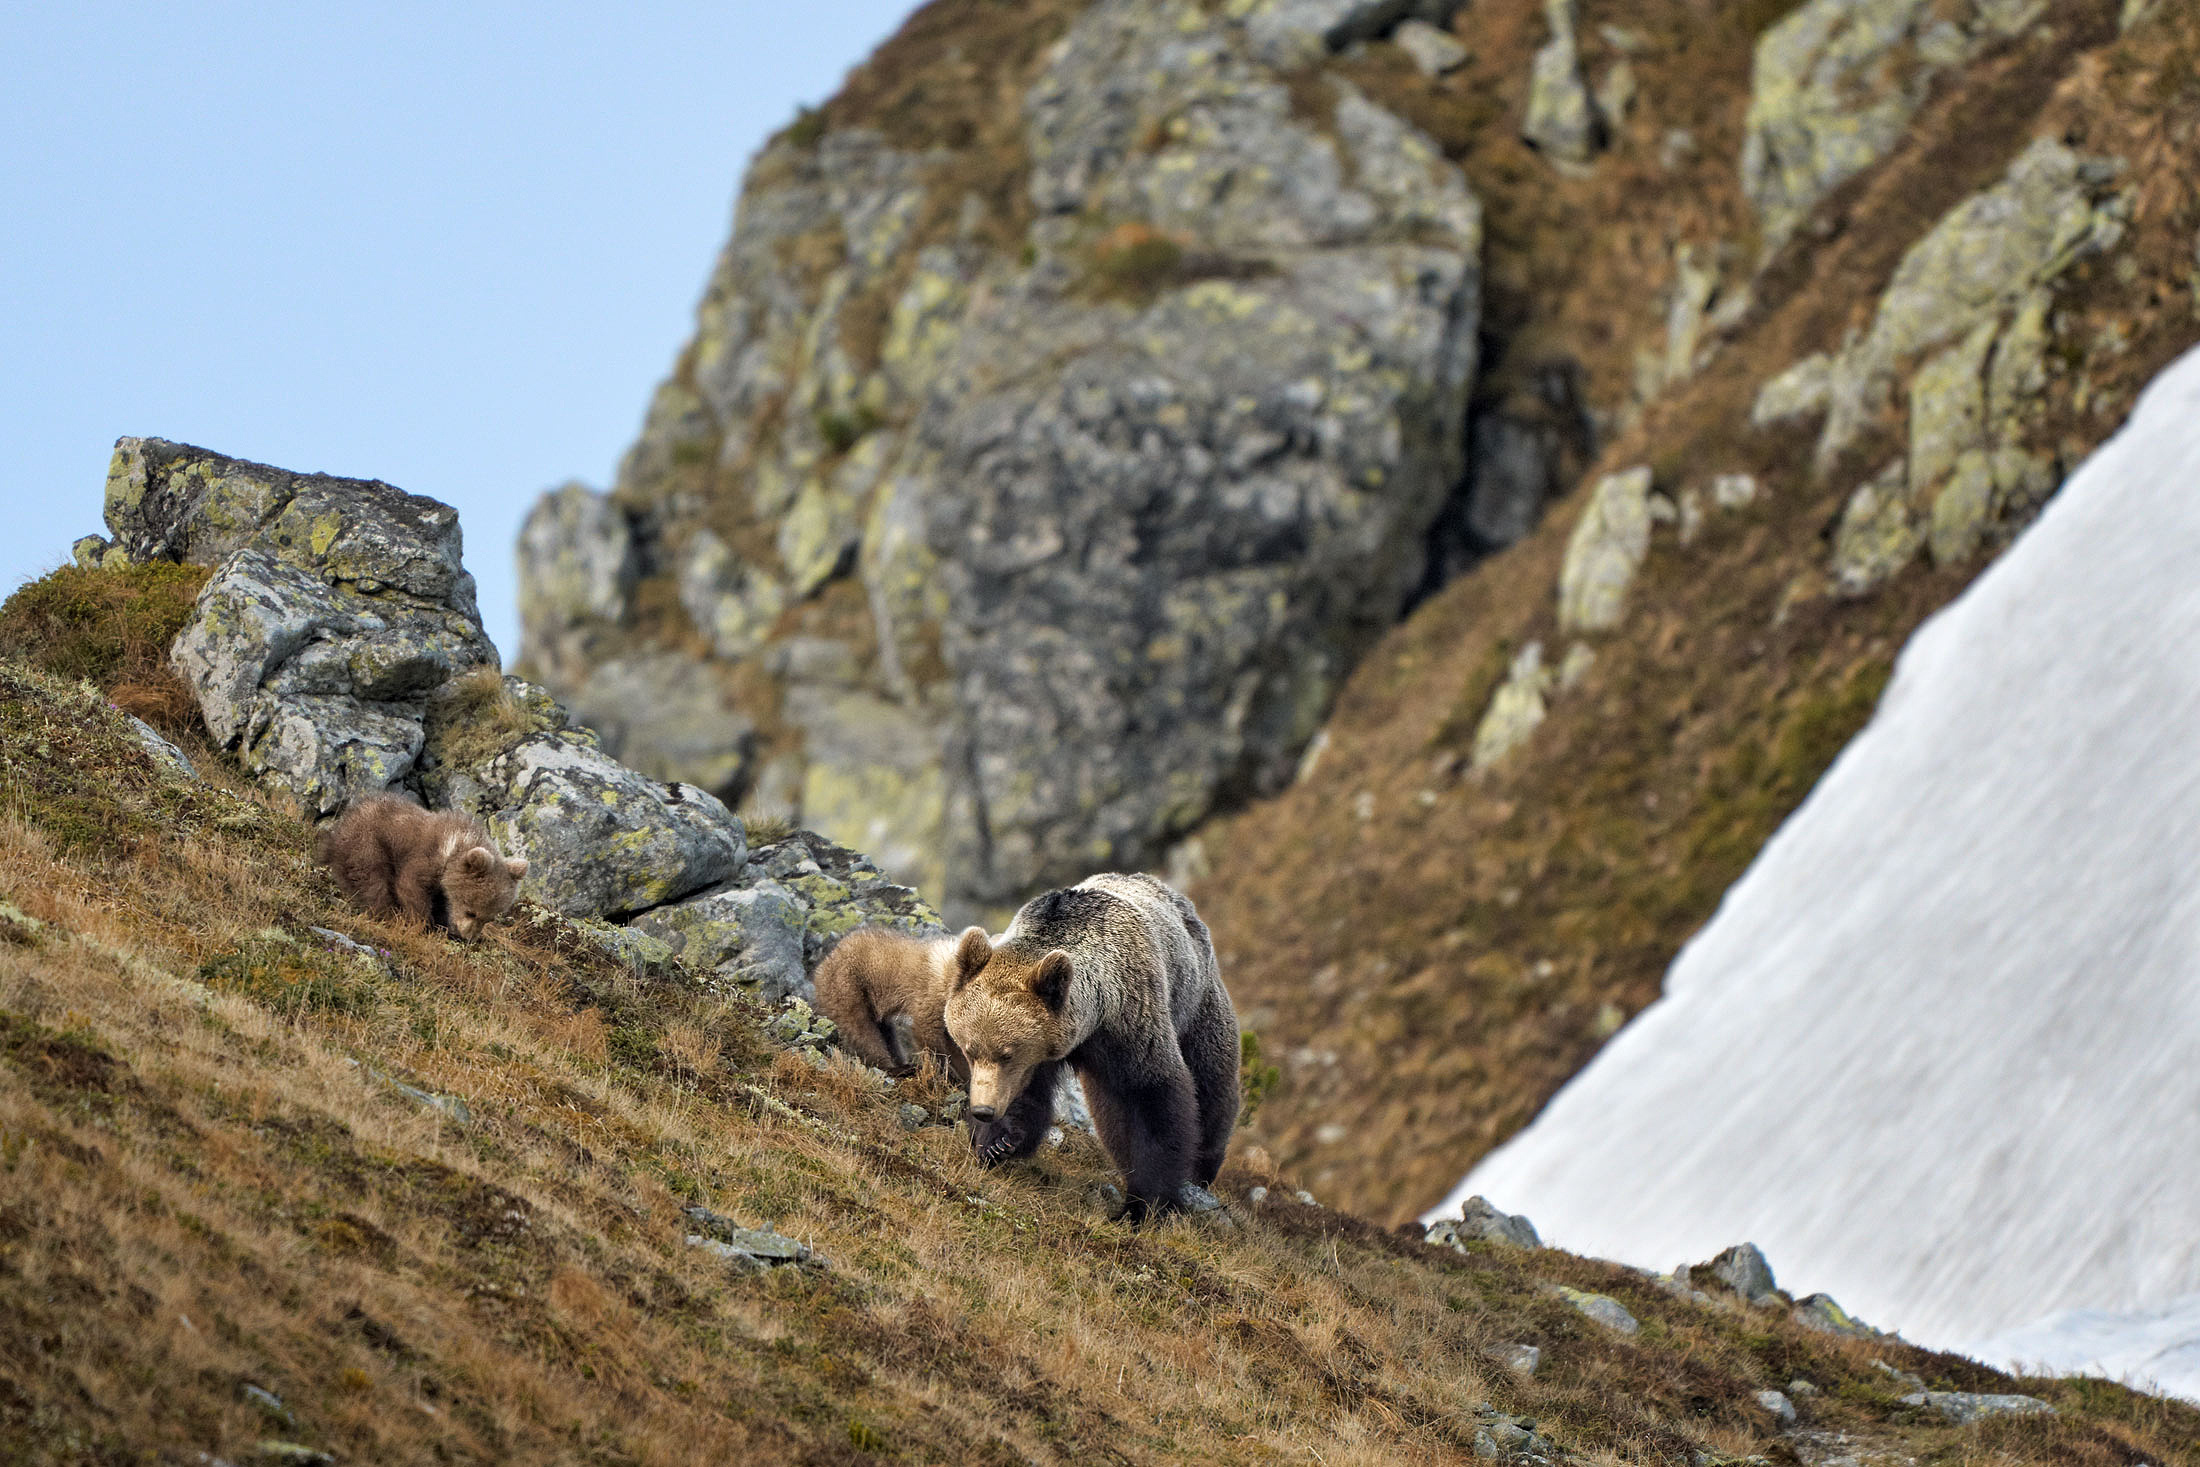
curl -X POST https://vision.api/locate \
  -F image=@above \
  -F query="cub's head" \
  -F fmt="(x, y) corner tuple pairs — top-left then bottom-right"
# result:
(941, 926), (1073, 1121)
(442, 844), (529, 941)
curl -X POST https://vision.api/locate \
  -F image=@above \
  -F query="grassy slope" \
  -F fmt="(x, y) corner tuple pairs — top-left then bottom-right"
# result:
(1193, 0), (2200, 1224)
(1, 653), (2196, 1464)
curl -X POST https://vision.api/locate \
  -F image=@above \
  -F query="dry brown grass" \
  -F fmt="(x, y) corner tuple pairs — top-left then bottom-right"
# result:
(1193, 0), (2200, 1223)
(4, 658), (2192, 1464)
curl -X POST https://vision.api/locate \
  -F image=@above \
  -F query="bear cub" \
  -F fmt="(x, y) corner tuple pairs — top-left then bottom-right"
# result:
(944, 872), (1239, 1220)
(813, 926), (1066, 1166)
(317, 794), (529, 941)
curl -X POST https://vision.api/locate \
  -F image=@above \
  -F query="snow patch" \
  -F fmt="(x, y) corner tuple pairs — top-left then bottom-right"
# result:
(1432, 343), (2200, 1394)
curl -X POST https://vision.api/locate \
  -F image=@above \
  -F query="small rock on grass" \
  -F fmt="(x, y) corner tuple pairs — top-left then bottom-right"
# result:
(898, 1103), (931, 1130)
(1692, 1241), (1778, 1303)
(1755, 1389), (1796, 1427)
(1494, 1343), (1541, 1377)
(1902, 1391), (2057, 1423)
(240, 1384), (293, 1427)
(683, 1205), (815, 1270)
(1555, 1286), (1639, 1334)
(1794, 1292), (1876, 1336)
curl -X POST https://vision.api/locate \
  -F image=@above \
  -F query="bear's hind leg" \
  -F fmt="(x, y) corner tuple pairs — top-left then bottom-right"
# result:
(1180, 988), (1242, 1186)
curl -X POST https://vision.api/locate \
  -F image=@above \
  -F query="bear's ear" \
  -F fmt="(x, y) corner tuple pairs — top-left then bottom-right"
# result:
(459, 846), (496, 876)
(952, 925), (993, 989)
(505, 857), (529, 879)
(1031, 950), (1072, 1011)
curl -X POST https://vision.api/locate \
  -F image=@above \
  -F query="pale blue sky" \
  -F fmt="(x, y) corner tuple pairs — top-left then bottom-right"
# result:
(2, 1), (913, 660)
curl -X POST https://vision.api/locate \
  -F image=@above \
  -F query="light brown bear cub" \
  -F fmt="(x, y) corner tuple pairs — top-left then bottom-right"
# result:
(945, 872), (1239, 1220)
(316, 794), (528, 941)
(813, 926), (1067, 1165)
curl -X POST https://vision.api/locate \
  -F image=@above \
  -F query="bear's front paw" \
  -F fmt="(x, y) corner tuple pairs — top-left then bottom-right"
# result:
(968, 1117), (1028, 1168)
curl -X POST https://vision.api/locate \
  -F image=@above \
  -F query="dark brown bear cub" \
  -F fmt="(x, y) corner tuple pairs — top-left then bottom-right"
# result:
(813, 926), (1066, 1166)
(944, 873), (1239, 1220)
(316, 795), (528, 941)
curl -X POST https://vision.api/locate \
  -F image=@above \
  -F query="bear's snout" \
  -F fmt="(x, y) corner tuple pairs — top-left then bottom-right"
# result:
(967, 1104), (998, 1122)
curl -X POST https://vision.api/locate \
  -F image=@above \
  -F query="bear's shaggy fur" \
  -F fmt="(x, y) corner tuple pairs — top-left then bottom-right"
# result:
(944, 873), (1239, 1219)
(316, 794), (528, 941)
(813, 926), (1065, 1166)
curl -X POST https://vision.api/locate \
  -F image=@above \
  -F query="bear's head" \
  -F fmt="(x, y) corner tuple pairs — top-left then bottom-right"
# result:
(443, 844), (529, 941)
(942, 926), (1073, 1121)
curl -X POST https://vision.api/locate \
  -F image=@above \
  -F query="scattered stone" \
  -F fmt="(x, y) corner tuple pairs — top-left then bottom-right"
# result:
(1756, 1389), (1797, 1427)
(347, 1060), (471, 1126)
(1712, 473), (1759, 509)
(1495, 1342), (1542, 1377)
(241, 1385), (293, 1427)
(1174, 1183), (1232, 1224)
(1558, 466), (1654, 632)
(1871, 1359), (1927, 1394)
(898, 1103), (931, 1130)
(1595, 58), (1637, 132)
(1831, 461), (1922, 596)
(763, 997), (838, 1055)
(568, 919), (684, 981)
(252, 1445), (334, 1466)
(1295, 1190), (1319, 1206)
(1473, 1406), (1556, 1461)
(1787, 1379), (1821, 1399)
(1471, 644), (1555, 770)
(1394, 18), (1468, 75)
(125, 715), (198, 779)
(1248, 1185), (1271, 1205)
(1522, 0), (1604, 167)
(939, 1091), (968, 1124)
(1902, 1391), (2057, 1423)
(1556, 1286), (1639, 1334)
(1695, 1242), (1778, 1303)
(1794, 1292), (1876, 1337)
(684, 1205), (814, 1270)
(1087, 1181), (1126, 1217)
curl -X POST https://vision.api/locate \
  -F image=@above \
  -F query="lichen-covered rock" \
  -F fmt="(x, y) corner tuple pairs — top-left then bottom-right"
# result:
(1522, 0), (1603, 167)
(745, 829), (942, 967)
(1751, 353), (1834, 428)
(1239, 0), (1464, 67)
(1830, 461), (1922, 596)
(151, 439), (499, 815)
(523, 0), (1485, 913)
(1816, 139), (2129, 475)
(1558, 466), (1653, 633)
(514, 482), (637, 687)
(124, 715), (197, 780)
(441, 731), (746, 919)
(1472, 643), (1555, 770)
(1741, 0), (2049, 258)
(1902, 1391), (2057, 1423)
(561, 653), (754, 800)
(1394, 19), (1468, 76)
(630, 876), (808, 998)
(1793, 1292), (1876, 1336)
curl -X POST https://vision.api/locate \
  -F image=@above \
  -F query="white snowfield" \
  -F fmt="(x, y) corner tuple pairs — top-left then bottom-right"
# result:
(1437, 342), (2200, 1400)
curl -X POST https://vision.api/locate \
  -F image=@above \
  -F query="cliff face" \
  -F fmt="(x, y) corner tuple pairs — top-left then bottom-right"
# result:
(526, 0), (2200, 1218)
(519, 0), (1488, 912)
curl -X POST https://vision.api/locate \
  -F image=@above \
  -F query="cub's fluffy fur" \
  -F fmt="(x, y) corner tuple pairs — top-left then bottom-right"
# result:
(813, 926), (1067, 1166)
(316, 795), (528, 941)
(945, 873), (1239, 1219)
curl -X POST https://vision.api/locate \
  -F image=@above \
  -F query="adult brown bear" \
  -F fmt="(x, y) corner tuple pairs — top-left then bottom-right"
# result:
(944, 873), (1239, 1220)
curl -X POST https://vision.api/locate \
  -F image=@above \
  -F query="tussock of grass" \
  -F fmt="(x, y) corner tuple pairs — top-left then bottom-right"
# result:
(421, 667), (537, 773)
(0, 560), (208, 732)
(741, 808), (800, 846)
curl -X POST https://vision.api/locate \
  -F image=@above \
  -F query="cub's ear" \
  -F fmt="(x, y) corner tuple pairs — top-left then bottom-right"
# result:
(459, 846), (496, 876)
(504, 857), (530, 879)
(1032, 950), (1072, 1011)
(952, 925), (993, 989)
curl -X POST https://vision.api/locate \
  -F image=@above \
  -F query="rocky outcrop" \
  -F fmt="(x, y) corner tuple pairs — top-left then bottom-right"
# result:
(118, 438), (500, 816)
(116, 438), (932, 997)
(1521, 0), (1603, 168)
(1798, 139), (2130, 592)
(520, 0), (1483, 911)
(1741, 0), (2049, 258)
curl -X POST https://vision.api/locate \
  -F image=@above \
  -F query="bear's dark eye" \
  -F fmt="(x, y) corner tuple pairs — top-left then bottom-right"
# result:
(997, 1051), (1011, 1063)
